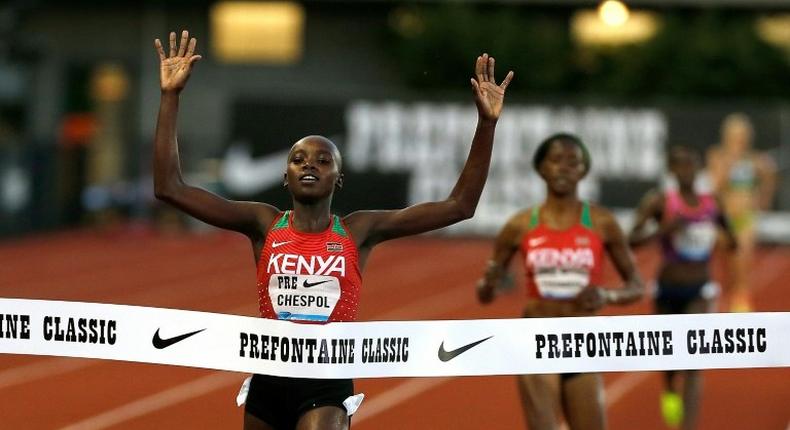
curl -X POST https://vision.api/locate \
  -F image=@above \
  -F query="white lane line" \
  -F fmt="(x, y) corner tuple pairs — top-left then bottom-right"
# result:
(352, 378), (452, 425)
(58, 372), (240, 430)
(351, 371), (652, 427)
(0, 358), (94, 390)
(605, 372), (651, 406)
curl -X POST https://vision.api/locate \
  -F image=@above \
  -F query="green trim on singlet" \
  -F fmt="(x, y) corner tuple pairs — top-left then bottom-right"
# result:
(272, 210), (290, 230)
(528, 202), (593, 229)
(528, 207), (540, 229)
(581, 202), (593, 229)
(331, 215), (348, 237)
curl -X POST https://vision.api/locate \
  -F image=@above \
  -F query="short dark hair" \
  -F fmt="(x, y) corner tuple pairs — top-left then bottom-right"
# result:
(667, 144), (699, 165)
(532, 133), (591, 173)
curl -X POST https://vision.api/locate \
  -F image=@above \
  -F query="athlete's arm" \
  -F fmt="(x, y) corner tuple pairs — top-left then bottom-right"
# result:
(345, 54), (514, 246)
(705, 147), (728, 193)
(578, 207), (644, 310)
(714, 196), (738, 251)
(602, 208), (645, 305)
(153, 31), (277, 239)
(628, 189), (664, 247)
(755, 152), (777, 210)
(476, 211), (528, 304)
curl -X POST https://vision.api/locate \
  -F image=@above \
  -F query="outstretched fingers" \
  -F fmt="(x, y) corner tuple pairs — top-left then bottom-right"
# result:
(168, 31), (177, 57)
(472, 53), (513, 97)
(500, 70), (514, 90)
(156, 31), (200, 64)
(474, 55), (485, 85)
(177, 30), (189, 57)
(185, 37), (197, 58)
(481, 53), (490, 82)
(476, 53), (511, 85)
(487, 56), (495, 83)
(154, 39), (166, 61)
(470, 78), (481, 95)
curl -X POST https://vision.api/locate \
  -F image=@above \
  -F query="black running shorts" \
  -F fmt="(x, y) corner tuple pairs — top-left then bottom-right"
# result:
(244, 374), (354, 429)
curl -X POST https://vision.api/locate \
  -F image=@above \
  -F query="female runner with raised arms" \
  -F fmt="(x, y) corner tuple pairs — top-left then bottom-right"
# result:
(153, 30), (513, 430)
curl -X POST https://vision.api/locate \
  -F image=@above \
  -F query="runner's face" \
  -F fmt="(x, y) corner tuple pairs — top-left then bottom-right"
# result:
(538, 141), (587, 195)
(669, 150), (698, 189)
(285, 138), (342, 203)
(723, 121), (752, 155)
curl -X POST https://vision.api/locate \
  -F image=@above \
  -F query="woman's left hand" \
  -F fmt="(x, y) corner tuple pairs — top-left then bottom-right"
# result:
(575, 285), (608, 311)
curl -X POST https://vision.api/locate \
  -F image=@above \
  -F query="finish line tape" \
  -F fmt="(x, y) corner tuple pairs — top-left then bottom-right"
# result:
(0, 298), (788, 378)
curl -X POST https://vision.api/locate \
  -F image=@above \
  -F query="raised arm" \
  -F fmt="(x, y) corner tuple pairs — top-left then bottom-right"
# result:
(346, 54), (514, 246)
(476, 211), (528, 304)
(153, 30), (277, 239)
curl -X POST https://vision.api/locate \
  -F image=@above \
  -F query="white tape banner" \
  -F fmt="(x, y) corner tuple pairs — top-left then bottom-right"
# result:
(0, 298), (788, 378)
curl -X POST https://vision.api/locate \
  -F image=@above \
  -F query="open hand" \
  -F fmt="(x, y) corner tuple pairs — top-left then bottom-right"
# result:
(154, 30), (202, 93)
(575, 285), (607, 311)
(471, 53), (514, 122)
(659, 217), (686, 237)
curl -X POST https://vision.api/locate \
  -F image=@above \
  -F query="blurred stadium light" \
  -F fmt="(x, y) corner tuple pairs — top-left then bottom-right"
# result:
(572, 4), (659, 45)
(211, 1), (305, 64)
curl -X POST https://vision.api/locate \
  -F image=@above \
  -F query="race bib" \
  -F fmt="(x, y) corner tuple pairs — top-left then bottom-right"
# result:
(673, 221), (717, 261)
(534, 268), (589, 299)
(268, 275), (341, 322)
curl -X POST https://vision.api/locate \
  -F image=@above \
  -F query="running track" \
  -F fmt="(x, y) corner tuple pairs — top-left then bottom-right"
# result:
(0, 227), (788, 429)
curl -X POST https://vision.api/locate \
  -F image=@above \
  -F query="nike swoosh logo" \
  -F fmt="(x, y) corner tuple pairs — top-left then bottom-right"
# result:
(303, 279), (331, 288)
(152, 328), (206, 349)
(438, 335), (493, 362)
(528, 237), (547, 247)
(221, 146), (291, 195)
(272, 241), (292, 249)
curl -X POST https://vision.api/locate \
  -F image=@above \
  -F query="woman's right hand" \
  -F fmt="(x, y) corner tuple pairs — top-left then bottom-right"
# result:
(154, 30), (202, 94)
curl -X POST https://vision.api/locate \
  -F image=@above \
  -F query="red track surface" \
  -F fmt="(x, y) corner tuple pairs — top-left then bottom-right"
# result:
(0, 227), (788, 429)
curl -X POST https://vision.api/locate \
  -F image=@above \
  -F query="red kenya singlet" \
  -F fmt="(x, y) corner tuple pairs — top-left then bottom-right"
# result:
(257, 211), (362, 323)
(521, 202), (604, 300)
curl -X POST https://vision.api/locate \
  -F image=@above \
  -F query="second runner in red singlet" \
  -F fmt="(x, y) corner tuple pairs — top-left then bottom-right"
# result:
(522, 202), (604, 302)
(476, 133), (643, 430)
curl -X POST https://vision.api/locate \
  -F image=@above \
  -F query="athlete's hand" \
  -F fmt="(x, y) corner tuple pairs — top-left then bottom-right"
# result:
(576, 285), (607, 311)
(476, 280), (495, 304)
(658, 217), (685, 237)
(471, 53), (514, 122)
(155, 30), (202, 94)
